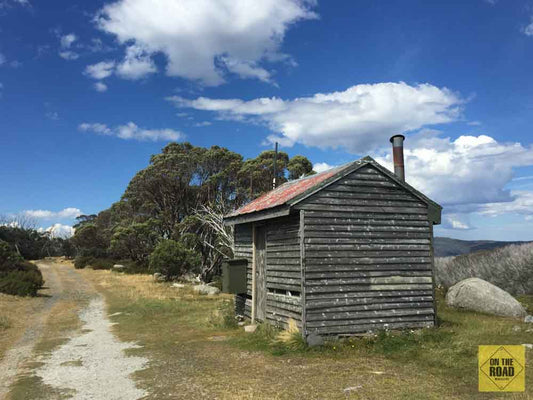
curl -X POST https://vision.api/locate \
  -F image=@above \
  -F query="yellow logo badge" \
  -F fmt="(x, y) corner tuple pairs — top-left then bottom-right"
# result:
(479, 345), (525, 392)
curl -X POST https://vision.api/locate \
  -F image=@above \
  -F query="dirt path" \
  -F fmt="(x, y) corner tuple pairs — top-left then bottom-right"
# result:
(0, 263), (62, 398)
(0, 261), (148, 400)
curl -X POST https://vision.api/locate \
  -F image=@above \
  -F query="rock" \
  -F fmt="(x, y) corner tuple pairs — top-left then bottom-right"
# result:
(153, 272), (166, 282)
(237, 321), (246, 327)
(525, 315), (533, 323)
(112, 264), (126, 271)
(192, 284), (220, 296)
(523, 344), (533, 349)
(446, 278), (526, 318)
(180, 273), (201, 283)
(172, 283), (185, 288)
(306, 332), (324, 347)
(244, 324), (257, 333)
(512, 325), (521, 332)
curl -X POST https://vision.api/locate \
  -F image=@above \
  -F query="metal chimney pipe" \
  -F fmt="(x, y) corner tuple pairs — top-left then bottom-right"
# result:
(390, 134), (405, 182)
(272, 142), (278, 189)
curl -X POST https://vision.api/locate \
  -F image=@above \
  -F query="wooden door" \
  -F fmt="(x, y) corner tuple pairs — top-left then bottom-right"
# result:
(254, 226), (267, 321)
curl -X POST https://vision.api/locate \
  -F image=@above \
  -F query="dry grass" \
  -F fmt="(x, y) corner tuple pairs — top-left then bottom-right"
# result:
(0, 293), (43, 362)
(81, 268), (533, 399)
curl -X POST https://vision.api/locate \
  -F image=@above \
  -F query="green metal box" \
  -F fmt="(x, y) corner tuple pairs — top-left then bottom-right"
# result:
(222, 258), (248, 294)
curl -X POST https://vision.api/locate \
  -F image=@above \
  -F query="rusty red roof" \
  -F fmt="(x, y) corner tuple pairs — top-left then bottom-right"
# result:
(226, 163), (351, 218)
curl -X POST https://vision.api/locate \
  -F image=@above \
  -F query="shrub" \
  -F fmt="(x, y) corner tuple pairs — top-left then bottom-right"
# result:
(74, 255), (92, 269)
(435, 242), (533, 295)
(149, 240), (200, 281)
(0, 240), (44, 296)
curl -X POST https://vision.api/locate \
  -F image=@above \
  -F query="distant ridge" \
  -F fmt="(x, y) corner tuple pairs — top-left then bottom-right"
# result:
(434, 237), (533, 257)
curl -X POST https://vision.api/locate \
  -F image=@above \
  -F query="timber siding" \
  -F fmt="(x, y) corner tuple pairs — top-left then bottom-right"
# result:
(295, 165), (435, 336)
(234, 215), (303, 328)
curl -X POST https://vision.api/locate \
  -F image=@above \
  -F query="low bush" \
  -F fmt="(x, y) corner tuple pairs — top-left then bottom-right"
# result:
(149, 240), (200, 281)
(435, 242), (533, 295)
(0, 240), (44, 296)
(74, 255), (92, 269)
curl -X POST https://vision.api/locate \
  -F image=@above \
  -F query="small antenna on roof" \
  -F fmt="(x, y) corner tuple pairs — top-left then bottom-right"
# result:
(273, 142), (278, 189)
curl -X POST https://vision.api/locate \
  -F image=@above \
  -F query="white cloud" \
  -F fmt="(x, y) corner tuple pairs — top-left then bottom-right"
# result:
(374, 131), (533, 222)
(442, 214), (472, 230)
(524, 19), (533, 37)
(59, 33), (80, 60)
(60, 33), (77, 49)
(39, 224), (75, 238)
(115, 45), (157, 80)
(84, 61), (115, 79)
(45, 111), (59, 120)
(313, 162), (336, 173)
(94, 82), (108, 92)
(0, 53), (5, 65)
(193, 121), (212, 127)
(169, 82), (463, 153)
(79, 122), (184, 142)
(480, 191), (533, 219)
(95, 0), (317, 85)
(23, 207), (82, 220)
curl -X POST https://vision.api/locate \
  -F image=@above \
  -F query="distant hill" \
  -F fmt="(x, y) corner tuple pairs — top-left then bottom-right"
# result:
(434, 237), (533, 257)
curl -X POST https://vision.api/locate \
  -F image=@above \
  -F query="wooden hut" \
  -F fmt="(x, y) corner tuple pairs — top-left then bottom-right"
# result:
(223, 137), (442, 340)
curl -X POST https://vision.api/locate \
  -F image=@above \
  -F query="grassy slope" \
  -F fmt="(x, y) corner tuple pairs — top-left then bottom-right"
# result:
(81, 268), (533, 400)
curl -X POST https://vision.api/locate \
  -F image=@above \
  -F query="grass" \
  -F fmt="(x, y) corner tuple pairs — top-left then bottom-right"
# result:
(79, 268), (533, 399)
(0, 293), (43, 361)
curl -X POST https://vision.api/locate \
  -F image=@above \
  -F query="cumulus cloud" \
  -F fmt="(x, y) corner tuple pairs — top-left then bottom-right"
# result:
(94, 82), (108, 92)
(95, 0), (317, 85)
(313, 162), (336, 173)
(169, 82), (463, 153)
(524, 19), (533, 36)
(480, 191), (533, 219)
(84, 61), (115, 79)
(23, 207), (82, 220)
(39, 224), (75, 238)
(79, 122), (184, 142)
(59, 33), (80, 60)
(115, 45), (157, 80)
(371, 131), (533, 227)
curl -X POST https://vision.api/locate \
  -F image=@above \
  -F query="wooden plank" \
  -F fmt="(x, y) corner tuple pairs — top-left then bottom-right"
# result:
(306, 289), (433, 300)
(314, 191), (418, 201)
(304, 210), (429, 220)
(300, 209), (307, 338)
(306, 295), (434, 311)
(306, 257), (432, 265)
(306, 250), (430, 258)
(305, 231), (430, 239)
(305, 198), (426, 208)
(312, 320), (433, 335)
(267, 292), (302, 307)
(305, 217), (430, 227)
(266, 270), (301, 279)
(267, 283), (302, 292)
(306, 303), (435, 320)
(305, 238), (431, 245)
(336, 178), (399, 188)
(307, 283), (434, 294)
(307, 244), (430, 251)
(266, 277), (301, 286)
(305, 225), (429, 233)
(307, 312), (435, 328)
(305, 270), (432, 280)
(305, 263), (432, 272)
(298, 204), (429, 214)
(305, 276), (433, 286)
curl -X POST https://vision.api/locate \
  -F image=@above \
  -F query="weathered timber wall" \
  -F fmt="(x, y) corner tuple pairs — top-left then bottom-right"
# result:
(233, 224), (253, 318)
(233, 215), (303, 326)
(265, 214), (302, 328)
(296, 164), (435, 336)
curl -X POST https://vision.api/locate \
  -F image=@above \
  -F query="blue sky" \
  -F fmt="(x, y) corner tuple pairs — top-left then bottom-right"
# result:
(1, 0), (533, 240)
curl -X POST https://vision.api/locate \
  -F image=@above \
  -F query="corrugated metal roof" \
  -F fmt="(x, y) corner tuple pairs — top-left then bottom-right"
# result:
(226, 163), (351, 218)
